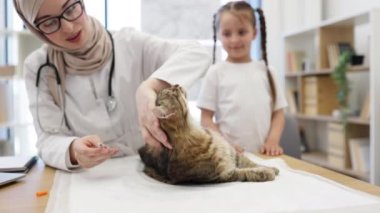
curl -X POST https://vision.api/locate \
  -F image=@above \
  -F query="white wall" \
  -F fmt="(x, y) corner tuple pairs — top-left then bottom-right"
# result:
(262, 0), (322, 80)
(323, 0), (380, 20)
(262, 0), (283, 78)
(141, 0), (219, 39)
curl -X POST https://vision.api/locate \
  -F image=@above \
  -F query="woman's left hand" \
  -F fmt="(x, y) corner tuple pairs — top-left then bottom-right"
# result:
(260, 140), (283, 156)
(136, 79), (172, 149)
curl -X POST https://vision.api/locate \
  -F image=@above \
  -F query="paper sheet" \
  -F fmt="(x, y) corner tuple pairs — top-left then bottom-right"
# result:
(46, 153), (380, 213)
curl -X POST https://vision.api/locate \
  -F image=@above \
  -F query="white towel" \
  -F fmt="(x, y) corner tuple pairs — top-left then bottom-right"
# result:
(46, 153), (380, 213)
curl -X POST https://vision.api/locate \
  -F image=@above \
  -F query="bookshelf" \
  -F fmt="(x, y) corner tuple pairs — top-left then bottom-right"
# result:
(284, 9), (380, 185)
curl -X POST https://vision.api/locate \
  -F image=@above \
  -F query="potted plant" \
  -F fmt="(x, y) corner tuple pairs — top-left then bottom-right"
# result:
(331, 51), (351, 127)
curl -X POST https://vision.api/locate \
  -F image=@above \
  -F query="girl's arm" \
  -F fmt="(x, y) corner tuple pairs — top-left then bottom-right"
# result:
(261, 109), (285, 156)
(200, 108), (220, 133)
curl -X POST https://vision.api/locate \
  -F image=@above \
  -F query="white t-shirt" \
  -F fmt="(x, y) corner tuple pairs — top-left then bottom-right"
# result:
(197, 60), (287, 152)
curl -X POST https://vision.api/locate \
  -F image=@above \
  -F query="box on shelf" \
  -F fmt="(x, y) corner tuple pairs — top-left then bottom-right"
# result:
(287, 51), (306, 73)
(302, 76), (339, 115)
(360, 94), (370, 120)
(349, 138), (370, 173)
(327, 122), (369, 169)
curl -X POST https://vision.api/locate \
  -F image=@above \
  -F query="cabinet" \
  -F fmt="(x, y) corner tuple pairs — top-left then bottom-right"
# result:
(284, 9), (380, 185)
(0, 30), (43, 156)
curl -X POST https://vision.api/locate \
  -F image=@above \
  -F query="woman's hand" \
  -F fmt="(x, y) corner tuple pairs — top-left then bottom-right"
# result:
(69, 135), (119, 168)
(136, 79), (172, 149)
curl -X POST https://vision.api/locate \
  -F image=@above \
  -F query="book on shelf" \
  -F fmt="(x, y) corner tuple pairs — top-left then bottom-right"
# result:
(327, 123), (350, 168)
(327, 122), (369, 170)
(326, 42), (354, 69)
(360, 93), (370, 120)
(286, 89), (298, 114)
(349, 138), (370, 173)
(302, 76), (339, 116)
(327, 44), (340, 69)
(287, 51), (305, 73)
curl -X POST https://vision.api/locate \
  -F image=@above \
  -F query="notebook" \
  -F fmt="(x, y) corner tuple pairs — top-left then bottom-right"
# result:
(0, 155), (38, 173)
(0, 172), (26, 186)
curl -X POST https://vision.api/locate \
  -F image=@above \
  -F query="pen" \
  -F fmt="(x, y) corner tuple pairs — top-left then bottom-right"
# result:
(36, 190), (48, 197)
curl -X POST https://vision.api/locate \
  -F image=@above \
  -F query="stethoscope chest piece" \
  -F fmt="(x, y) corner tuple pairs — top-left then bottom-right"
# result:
(106, 96), (117, 112)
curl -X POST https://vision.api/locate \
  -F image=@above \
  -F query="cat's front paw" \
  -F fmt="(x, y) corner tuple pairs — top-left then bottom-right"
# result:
(257, 168), (276, 181)
(272, 167), (279, 175)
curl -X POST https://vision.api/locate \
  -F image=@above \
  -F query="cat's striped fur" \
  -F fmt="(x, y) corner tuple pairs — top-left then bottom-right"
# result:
(138, 85), (279, 184)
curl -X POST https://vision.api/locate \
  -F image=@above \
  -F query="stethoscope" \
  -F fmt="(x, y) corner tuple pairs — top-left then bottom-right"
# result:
(35, 31), (116, 133)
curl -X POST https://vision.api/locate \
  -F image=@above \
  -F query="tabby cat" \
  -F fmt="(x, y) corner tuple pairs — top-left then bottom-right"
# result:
(138, 84), (279, 184)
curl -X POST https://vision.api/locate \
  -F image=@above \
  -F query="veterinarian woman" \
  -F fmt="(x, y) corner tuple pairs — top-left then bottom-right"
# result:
(14, 0), (210, 171)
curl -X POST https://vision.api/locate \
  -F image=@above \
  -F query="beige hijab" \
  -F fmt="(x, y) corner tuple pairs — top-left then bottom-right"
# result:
(13, 0), (112, 106)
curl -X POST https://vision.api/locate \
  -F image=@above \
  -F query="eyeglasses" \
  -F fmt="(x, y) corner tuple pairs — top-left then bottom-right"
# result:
(35, 1), (84, 35)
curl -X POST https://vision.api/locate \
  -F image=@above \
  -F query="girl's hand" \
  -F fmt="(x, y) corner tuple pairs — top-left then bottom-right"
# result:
(69, 135), (119, 168)
(136, 79), (172, 149)
(260, 140), (283, 156)
(261, 109), (285, 156)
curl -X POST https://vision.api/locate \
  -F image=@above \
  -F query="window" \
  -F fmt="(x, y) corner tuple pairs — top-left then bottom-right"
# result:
(0, 0), (6, 65)
(107, 1), (141, 31)
(83, 0), (106, 26)
(249, 0), (262, 60)
(83, 0), (141, 31)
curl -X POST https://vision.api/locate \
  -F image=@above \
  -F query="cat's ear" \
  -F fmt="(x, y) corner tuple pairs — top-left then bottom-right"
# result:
(153, 106), (175, 119)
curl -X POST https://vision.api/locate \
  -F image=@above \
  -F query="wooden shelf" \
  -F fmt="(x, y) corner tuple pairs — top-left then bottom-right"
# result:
(301, 152), (369, 182)
(295, 114), (370, 125)
(284, 8), (380, 185)
(285, 66), (369, 77)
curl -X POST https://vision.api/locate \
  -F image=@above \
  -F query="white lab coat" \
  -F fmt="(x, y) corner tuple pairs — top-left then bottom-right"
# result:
(24, 28), (211, 171)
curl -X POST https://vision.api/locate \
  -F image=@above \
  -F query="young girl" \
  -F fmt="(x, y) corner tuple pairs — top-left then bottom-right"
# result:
(197, 1), (287, 156)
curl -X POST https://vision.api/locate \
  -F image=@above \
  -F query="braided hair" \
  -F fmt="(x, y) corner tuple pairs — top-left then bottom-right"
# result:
(212, 1), (277, 106)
